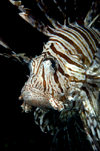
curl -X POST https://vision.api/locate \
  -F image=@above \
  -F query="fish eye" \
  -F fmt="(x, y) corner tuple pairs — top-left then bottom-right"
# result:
(43, 58), (58, 70)
(50, 59), (56, 69)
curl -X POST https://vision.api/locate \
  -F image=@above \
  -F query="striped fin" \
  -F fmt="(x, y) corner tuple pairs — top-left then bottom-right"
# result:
(84, 1), (100, 27)
(80, 106), (100, 150)
(88, 14), (100, 28)
(52, 0), (67, 25)
(79, 75), (100, 150)
(35, 0), (72, 27)
(34, 107), (62, 135)
(35, 0), (59, 28)
(0, 39), (30, 63)
(9, 0), (51, 35)
(0, 39), (10, 49)
(9, 0), (21, 6)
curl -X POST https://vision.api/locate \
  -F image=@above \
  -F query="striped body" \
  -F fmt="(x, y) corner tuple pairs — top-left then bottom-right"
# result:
(21, 24), (100, 111)
(6, 0), (100, 150)
(20, 24), (100, 150)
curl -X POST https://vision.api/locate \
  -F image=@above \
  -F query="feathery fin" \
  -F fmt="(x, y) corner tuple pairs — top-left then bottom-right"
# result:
(53, 0), (67, 25)
(35, 0), (59, 28)
(9, 0), (21, 6)
(9, 0), (51, 35)
(84, 1), (100, 27)
(88, 14), (100, 28)
(0, 39), (30, 63)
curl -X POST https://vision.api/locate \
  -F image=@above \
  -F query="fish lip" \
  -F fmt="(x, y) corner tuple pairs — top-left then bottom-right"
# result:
(19, 86), (52, 109)
(19, 86), (66, 112)
(20, 84), (53, 100)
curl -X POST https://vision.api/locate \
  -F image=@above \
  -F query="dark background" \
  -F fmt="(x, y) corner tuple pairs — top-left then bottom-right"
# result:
(0, 1), (51, 151)
(0, 0), (99, 151)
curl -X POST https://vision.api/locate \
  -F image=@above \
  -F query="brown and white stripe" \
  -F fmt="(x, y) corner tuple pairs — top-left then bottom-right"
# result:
(8, 0), (100, 150)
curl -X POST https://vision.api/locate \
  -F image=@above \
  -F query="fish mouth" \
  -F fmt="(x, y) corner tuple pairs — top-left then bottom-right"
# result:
(19, 86), (52, 112)
(19, 86), (65, 112)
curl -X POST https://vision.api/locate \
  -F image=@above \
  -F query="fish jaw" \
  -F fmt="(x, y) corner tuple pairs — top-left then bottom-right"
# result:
(19, 85), (64, 112)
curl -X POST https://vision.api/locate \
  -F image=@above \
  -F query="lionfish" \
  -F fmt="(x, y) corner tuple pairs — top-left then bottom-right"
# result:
(0, 0), (100, 150)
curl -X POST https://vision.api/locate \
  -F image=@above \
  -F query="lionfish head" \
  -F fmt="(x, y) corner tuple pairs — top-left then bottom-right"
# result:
(19, 53), (68, 112)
